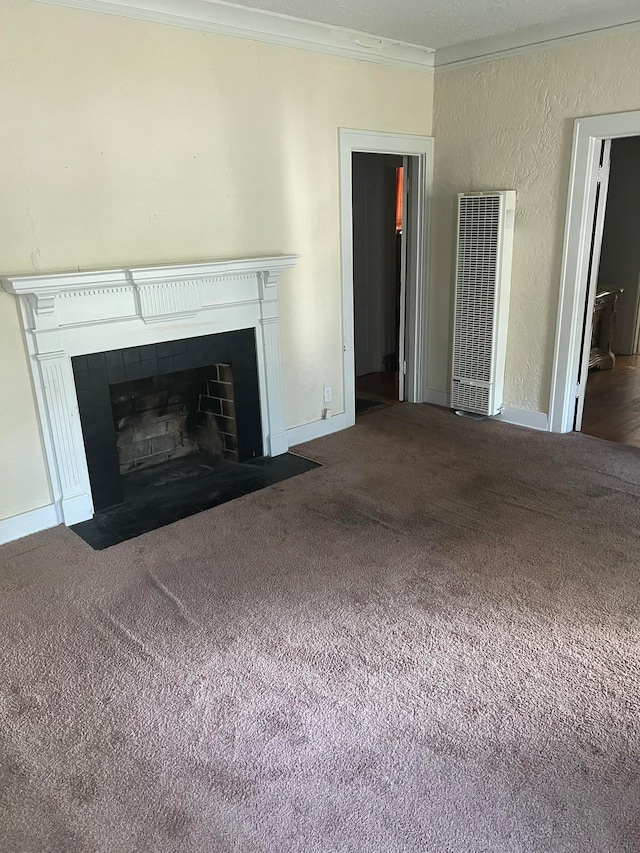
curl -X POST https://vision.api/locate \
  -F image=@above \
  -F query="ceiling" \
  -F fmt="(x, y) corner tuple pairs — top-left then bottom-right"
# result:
(211, 0), (640, 50)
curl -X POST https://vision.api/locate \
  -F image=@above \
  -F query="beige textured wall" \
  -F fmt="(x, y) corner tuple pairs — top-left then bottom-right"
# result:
(0, 0), (433, 522)
(431, 31), (640, 413)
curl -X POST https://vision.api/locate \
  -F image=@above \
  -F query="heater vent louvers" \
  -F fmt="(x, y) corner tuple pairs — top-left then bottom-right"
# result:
(451, 380), (491, 414)
(451, 191), (515, 416)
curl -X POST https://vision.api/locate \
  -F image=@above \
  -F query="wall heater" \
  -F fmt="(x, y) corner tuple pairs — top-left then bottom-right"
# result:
(451, 190), (516, 416)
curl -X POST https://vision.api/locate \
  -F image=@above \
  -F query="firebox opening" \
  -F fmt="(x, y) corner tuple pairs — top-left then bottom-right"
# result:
(109, 363), (239, 476)
(72, 330), (264, 512)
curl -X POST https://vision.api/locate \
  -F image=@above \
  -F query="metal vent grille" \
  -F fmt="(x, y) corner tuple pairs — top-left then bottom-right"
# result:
(451, 380), (491, 414)
(453, 195), (500, 384)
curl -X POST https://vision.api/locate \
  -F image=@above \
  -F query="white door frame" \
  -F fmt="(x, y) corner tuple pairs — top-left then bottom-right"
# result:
(572, 138), (611, 432)
(632, 276), (640, 355)
(339, 129), (434, 427)
(549, 110), (640, 433)
(397, 155), (410, 402)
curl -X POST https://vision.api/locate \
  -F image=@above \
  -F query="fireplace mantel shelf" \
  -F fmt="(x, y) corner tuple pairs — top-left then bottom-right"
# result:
(3, 255), (299, 325)
(3, 255), (299, 292)
(2, 255), (299, 526)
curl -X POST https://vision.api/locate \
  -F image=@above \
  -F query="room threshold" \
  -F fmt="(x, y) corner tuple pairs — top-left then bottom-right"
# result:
(71, 451), (320, 550)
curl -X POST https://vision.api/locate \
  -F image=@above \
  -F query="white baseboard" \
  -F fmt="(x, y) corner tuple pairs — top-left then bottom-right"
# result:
(423, 389), (450, 407)
(494, 406), (550, 431)
(0, 503), (61, 546)
(269, 430), (290, 457)
(287, 412), (349, 447)
(423, 391), (549, 432)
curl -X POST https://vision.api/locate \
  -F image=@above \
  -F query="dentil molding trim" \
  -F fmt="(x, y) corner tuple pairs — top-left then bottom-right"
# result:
(2, 255), (299, 528)
(35, 0), (435, 72)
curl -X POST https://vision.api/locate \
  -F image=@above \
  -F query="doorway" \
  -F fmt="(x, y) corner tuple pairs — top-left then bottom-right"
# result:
(580, 136), (640, 445)
(352, 152), (408, 414)
(550, 110), (640, 435)
(338, 129), (434, 428)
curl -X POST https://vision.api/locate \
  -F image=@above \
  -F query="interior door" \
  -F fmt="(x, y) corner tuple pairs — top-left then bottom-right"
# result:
(352, 153), (403, 383)
(574, 139), (611, 431)
(352, 155), (373, 377)
(397, 158), (410, 402)
(352, 154), (386, 378)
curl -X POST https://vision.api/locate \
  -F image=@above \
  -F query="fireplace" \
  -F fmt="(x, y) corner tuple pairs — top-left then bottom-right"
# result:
(73, 329), (262, 511)
(2, 256), (299, 526)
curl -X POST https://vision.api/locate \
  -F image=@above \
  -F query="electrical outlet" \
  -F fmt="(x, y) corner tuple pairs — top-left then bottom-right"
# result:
(323, 386), (332, 404)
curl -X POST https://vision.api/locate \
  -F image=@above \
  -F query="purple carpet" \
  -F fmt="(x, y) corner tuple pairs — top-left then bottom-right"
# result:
(1, 403), (639, 852)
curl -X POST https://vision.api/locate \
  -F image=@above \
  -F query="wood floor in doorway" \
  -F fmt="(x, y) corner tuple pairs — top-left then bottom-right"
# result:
(582, 355), (640, 446)
(356, 371), (399, 408)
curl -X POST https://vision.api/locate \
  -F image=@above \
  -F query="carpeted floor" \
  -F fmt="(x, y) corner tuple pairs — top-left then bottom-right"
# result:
(2, 403), (640, 853)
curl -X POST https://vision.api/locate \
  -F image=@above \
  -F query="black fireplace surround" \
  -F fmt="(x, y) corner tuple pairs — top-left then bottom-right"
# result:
(72, 329), (262, 511)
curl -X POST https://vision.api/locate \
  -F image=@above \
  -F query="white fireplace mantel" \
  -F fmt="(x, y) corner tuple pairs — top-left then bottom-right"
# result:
(2, 255), (299, 527)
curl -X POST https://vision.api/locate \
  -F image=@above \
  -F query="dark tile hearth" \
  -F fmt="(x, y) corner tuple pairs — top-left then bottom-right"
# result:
(71, 452), (320, 550)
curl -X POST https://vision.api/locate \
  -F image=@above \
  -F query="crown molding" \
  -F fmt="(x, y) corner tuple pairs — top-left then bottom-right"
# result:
(35, 0), (435, 72)
(33, 0), (640, 76)
(435, 6), (640, 70)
